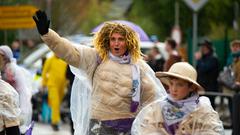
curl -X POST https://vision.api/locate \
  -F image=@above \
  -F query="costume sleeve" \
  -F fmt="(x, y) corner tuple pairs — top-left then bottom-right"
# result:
(190, 110), (224, 135)
(198, 112), (224, 134)
(179, 97), (224, 135)
(13, 67), (33, 133)
(41, 29), (97, 69)
(140, 61), (167, 107)
(132, 100), (168, 135)
(0, 80), (20, 129)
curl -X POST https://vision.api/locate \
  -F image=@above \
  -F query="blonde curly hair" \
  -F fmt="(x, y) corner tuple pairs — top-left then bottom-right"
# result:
(93, 22), (141, 63)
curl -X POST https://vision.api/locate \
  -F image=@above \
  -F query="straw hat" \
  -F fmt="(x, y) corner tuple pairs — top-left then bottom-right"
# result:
(156, 62), (203, 91)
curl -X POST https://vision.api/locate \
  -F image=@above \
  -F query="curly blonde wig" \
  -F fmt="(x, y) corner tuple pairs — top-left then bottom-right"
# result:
(93, 22), (141, 63)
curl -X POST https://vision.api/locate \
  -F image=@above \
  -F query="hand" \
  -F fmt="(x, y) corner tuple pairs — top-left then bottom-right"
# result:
(194, 51), (202, 60)
(236, 82), (240, 86)
(40, 86), (48, 92)
(32, 10), (50, 35)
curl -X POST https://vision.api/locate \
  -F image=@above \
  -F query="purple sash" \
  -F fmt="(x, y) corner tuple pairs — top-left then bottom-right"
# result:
(102, 118), (135, 132)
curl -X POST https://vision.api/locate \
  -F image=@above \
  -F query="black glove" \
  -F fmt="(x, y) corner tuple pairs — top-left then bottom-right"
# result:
(33, 10), (50, 35)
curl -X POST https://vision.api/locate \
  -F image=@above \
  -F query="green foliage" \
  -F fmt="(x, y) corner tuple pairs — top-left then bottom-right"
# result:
(127, 0), (240, 41)
(80, 0), (111, 34)
(48, 0), (111, 35)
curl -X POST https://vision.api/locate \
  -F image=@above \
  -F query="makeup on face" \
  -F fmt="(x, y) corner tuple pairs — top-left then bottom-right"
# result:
(109, 33), (127, 57)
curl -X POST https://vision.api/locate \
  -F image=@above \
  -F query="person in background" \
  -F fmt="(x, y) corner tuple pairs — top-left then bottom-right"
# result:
(147, 46), (165, 72)
(195, 39), (219, 109)
(230, 40), (240, 84)
(163, 38), (182, 71)
(0, 75), (21, 135)
(33, 10), (166, 135)
(221, 40), (240, 113)
(131, 62), (224, 135)
(0, 45), (32, 135)
(230, 40), (240, 135)
(10, 40), (21, 60)
(226, 40), (240, 66)
(31, 57), (47, 122)
(41, 54), (67, 131)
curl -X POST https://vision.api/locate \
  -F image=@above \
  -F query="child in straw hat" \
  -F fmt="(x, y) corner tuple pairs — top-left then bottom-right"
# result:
(132, 62), (224, 135)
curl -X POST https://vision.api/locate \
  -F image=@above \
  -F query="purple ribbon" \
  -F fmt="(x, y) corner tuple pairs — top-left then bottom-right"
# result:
(102, 118), (135, 132)
(130, 101), (139, 112)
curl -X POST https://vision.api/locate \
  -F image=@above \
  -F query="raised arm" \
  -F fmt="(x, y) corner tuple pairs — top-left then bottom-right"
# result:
(41, 29), (81, 67)
(33, 10), (81, 67)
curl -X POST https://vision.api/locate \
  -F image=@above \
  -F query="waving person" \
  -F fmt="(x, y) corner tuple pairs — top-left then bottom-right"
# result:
(33, 10), (166, 135)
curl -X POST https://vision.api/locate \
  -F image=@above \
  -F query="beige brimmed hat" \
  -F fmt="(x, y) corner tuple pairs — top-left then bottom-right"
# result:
(156, 62), (204, 91)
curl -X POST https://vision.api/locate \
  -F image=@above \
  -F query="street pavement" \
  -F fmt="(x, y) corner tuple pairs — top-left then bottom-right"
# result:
(32, 122), (71, 135)
(32, 122), (232, 135)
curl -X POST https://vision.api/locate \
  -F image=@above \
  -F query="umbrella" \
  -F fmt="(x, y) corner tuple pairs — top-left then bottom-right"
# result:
(91, 20), (150, 41)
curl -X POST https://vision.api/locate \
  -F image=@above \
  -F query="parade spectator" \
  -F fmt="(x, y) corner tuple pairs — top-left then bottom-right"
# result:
(163, 38), (182, 71)
(226, 40), (240, 66)
(131, 62), (224, 135)
(221, 40), (240, 106)
(230, 40), (240, 135)
(41, 54), (67, 131)
(33, 10), (166, 135)
(231, 40), (240, 85)
(195, 39), (220, 109)
(10, 40), (21, 60)
(0, 77), (21, 135)
(0, 45), (32, 134)
(147, 46), (165, 72)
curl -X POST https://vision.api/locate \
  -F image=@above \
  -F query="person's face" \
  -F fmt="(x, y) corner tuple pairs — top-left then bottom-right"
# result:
(109, 33), (127, 57)
(150, 48), (158, 57)
(231, 44), (240, 53)
(200, 45), (209, 55)
(165, 43), (172, 53)
(0, 54), (5, 70)
(11, 41), (20, 50)
(168, 78), (193, 100)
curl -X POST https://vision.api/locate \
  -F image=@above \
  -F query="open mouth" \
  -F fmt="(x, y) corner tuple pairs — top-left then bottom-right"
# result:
(114, 48), (120, 51)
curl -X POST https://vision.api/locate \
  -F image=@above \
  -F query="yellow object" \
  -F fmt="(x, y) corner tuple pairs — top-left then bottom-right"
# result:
(42, 55), (67, 124)
(0, 5), (38, 29)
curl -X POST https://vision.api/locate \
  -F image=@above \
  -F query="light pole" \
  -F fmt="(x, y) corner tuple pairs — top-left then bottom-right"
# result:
(192, 11), (198, 66)
(183, 0), (208, 66)
(233, 1), (239, 38)
(171, 0), (182, 48)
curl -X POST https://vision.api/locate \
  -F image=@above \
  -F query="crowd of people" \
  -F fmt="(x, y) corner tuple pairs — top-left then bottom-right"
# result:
(0, 9), (240, 135)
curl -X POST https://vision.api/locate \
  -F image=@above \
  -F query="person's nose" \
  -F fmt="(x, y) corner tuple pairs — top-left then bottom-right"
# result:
(113, 39), (120, 46)
(171, 85), (177, 93)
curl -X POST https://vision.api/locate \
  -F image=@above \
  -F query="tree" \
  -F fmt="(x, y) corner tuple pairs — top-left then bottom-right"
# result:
(127, 0), (240, 41)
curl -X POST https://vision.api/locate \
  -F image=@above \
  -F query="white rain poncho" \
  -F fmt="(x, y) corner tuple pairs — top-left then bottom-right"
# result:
(69, 47), (167, 135)
(40, 29), (167, 135)
(131, 96), (224, 135)
(0, 45), (33, 134)
(0, 79), (21, 132)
